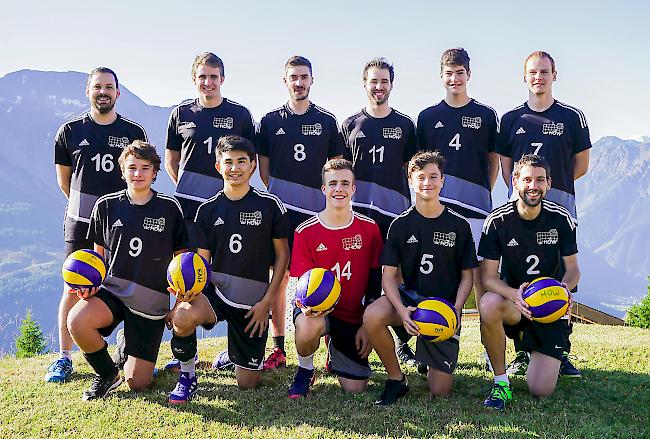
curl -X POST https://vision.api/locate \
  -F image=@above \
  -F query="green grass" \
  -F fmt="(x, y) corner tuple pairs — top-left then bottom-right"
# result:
(1, 321), (648, 438)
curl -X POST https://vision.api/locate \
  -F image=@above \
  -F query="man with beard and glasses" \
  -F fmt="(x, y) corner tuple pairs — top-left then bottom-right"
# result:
(49, 67), (148, 383)
(255, 56), (346, 371)
(342, 58), (417, 370)
(477, 154), (580, 410)
(497, 51), (591, 378)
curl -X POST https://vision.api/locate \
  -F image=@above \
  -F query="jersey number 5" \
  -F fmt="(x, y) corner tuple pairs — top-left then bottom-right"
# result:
(420, 254), (434, 274)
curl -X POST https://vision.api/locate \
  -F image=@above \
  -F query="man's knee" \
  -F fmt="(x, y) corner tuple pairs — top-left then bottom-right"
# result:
(340, 378), (367, 393)
(295, 315), (324, 341)
(479, 292), (505, 322)
(363, 298), (391, 328)
(172, 304), (200, 335)
(236, 370), (261, 390)
(126, 374), (152, 391)
(528, 380), (556, 398)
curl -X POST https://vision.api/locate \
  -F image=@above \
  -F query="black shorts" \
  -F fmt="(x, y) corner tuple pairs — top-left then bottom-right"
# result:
(95, 288), (165, 363)
(202, 285), (268, 370)
(293, 306), (371, 380)
(504, 317), (570, 360)
(64, 238), (94, 257)
(398, 286), (460, 374)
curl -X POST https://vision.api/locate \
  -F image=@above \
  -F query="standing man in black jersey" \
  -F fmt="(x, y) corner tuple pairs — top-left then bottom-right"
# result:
(256, 56), (346, 370)
(49, 67), (148, 383)
(497, 51), (591, 377)
(67, 141), (187, 401)
(478, 154), (580, 410)
(167, 136), (289, 404)
(164, 52), (256, 370)
(342, 57), (418, 368)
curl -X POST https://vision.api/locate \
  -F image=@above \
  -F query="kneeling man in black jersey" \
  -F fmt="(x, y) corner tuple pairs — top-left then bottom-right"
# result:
(68, 141), (188, 401)
(478, 154), (580, 410)
(167, 135), (289, 404)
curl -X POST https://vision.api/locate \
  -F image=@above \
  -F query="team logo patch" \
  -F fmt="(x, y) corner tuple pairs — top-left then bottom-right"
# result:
(316, 243), (328, 252)
(79, 139), (90, 147)
(143, 217), (165, 232)
(108, 136), (129, 149)
(382, 127), (402, 140)
(432, 231), (456, 247)
(542, 122), (564, 136)
(355, 130), (366, 138)
(461, 116), (482, 129)
(342, 234), (362, 250)
(407, 235), (418, 244)
(179, 121), (196, 129)
(537, 229), (558, 244)
(302, 123), (322, 136)
(214, 217), (224, 226)
(435, 121), (444, 129)
(240, 211), (262, 226)
(213, 117), (234, 129)
(516, 127), (526, 135)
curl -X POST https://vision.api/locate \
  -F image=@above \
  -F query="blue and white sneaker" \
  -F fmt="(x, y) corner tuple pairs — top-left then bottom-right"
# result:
(45, 357), (73, 383)
(212, 350), (234, 371)
(168, 372), (198, 404)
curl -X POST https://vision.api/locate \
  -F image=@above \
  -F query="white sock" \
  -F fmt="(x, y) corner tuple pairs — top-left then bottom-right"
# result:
(60, 350), (73, 361)
(180, 359), (196, 377)
(297, 353), (315, 370)
(494, 373), (510, 385)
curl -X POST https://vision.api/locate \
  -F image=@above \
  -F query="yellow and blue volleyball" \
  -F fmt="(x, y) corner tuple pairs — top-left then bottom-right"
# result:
(295, 268), (341, 312)
(62, 249), (107, 289)
(166, 252), (211, 297)
(411, 297), (458, 342)
(523, 277), (569, 323)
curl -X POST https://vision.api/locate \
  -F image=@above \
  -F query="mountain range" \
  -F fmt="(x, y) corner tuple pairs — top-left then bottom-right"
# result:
(0, 69), (647, 353)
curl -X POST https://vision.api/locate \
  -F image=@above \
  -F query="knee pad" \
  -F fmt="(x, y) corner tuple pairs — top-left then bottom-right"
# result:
(171, 331), (197, 362)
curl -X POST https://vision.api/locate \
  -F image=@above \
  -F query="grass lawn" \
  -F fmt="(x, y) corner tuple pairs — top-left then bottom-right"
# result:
(1, 321), (648, 438)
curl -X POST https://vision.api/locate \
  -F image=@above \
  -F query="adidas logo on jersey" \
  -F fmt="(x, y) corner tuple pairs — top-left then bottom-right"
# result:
(276, 128), (286, 135)
(434, 121), (445, 129)
(214, 217), (224, 226)
(316, 243), (328, 252)
(516, 127), (526, 135)
(507, 238), (519, 247)
(407, 235), (418, 244)
(79, 139), (90, 147)
(179, 121), (197, 129)
(111, 219), (123, 228)
(355, 130), (366, 138)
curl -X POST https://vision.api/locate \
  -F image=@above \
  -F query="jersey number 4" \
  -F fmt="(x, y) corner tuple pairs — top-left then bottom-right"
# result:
(449, 133), (461, 151)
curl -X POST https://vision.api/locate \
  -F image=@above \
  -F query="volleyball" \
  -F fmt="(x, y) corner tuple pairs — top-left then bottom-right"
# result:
(62, 249), (107, 289)
(167, 252), (211, 299)
(411, 297), (458, 342)
(295, 268), (341, 312)
(522, 277), (569, 323)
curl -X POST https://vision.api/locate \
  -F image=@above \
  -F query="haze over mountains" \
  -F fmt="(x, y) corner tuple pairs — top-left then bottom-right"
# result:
(0, 70), (647, 353)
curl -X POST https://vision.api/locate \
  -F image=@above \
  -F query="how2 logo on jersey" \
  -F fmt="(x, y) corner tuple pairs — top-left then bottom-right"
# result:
(302, 123), (322, 136)
(537, 229), (558, 245)
(342, 234), (363, 250)
(213, 117), (234, 129)
(240, 211), (262, 226)
(542, 122), (564, 136)
(143, 217), (166, 232)
(108, 136), (129, 149)
(382, 127), (402, 140)
(461, 116), (482, 129)
(433, 231), (456, 247)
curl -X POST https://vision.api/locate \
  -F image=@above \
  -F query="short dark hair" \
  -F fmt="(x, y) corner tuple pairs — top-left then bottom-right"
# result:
(321, 158), (354, 184)
(192, 52), (225, 79)
(440, 48), (470, 72)
(87, 67), (119, 89)
(215, 135), (256, 162)
(408, 151), (445, 178)
(118, 140), (161, 181)
(513, 154), (551, 179)
(363, 57), (394, 82)
(285, 55), (312, 74)
(524, 51), (556, 73)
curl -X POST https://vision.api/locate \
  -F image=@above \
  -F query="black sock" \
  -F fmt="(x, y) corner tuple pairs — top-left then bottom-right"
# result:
(393, 326), (412, 345)
(84, 342), (118, 378)
(171, 331), (197, 363)
(273, 336), (285, 355)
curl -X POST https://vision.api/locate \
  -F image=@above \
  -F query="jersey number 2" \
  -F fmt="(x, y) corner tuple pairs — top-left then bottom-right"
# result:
(526, 254), (540, 275)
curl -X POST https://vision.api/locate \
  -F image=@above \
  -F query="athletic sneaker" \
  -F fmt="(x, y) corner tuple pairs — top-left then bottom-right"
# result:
(168, 372), (198, 404)
(44, 357), (73, 383)
(396, 342), (417, 367)
(483, 381), (512, 410)
(506, 351), (529, 376)
(112, 329), (127, 370)
(212, 350), (235, 371)
(559, 352), (582, 378)
(263, 347), (287, 371)
(288, 366), (316, 399)
(164, 353), (199, 371)
(82, 373), (122, 401)
(375, 375), (409, 406)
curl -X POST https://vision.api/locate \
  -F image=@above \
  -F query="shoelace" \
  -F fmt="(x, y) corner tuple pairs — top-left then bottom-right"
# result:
(490, 383), (510, 400)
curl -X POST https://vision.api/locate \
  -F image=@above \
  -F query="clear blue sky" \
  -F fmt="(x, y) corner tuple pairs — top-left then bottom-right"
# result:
(2, 0), (648, 142)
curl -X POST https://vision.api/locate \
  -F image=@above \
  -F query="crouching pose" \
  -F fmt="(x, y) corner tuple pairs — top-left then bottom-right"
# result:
(68, 141), (187, 401)
(364, 151), (477, 405)
(167, 135), (289, 404)
(478, 154), (580, 410)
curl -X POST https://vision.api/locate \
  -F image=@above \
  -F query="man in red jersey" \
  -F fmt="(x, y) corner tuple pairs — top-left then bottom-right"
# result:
(287, 159), (383, 399)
